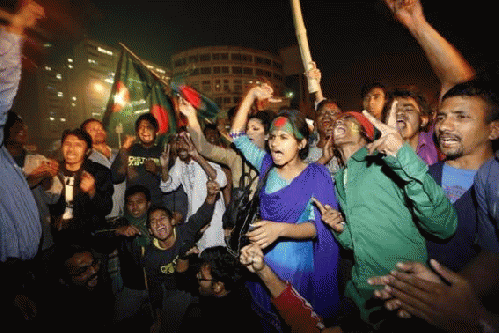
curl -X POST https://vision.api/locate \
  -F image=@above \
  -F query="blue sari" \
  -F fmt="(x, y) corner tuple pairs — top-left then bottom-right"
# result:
(234, 135), (340, 324)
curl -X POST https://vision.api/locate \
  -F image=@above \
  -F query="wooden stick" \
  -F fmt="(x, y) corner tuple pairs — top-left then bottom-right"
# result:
(290, 0), (319, 93)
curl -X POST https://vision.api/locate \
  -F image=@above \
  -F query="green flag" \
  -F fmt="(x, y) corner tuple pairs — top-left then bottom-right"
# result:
(102, 48), (176, 148)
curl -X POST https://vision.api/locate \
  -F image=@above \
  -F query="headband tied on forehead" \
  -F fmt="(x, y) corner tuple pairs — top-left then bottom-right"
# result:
(270, 116), (304, 140)
(340, 111), (379, 141)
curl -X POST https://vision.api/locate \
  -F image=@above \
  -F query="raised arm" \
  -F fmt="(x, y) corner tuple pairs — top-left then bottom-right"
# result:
(364, 109), (458, 239)
(240, 244), (328, 333)
(179, 98), (237, 167)
(231, 84), (274, 134)
(0, 1), (44, 122)
(384, 0), (474, 98)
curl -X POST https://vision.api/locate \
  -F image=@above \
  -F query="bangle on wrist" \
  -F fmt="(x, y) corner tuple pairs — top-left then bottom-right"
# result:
(229, 131), (246, 139)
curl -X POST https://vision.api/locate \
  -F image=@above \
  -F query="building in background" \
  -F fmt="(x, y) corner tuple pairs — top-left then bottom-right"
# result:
(35, 39), (169, 153)
(32, 43), (302, 153)
(171, 45), (290, 115)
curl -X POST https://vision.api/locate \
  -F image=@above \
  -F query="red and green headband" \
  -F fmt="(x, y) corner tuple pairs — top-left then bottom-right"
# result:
(270, 116), (304, 140)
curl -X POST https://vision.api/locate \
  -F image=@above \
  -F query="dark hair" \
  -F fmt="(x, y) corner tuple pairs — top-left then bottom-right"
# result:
(135, 113), (159, 133)
(146, 205), (173, 229)
(51, 243), (95, 280)
(382, 87), (432, 131)
(61, 128), (92, 150)
(80, 118), (103, 132)
(361, 82), (388, 99)
(442, 80), (499, 123)
(4, 111), (23, 143)
(272, 109), (309, 160)
(125, 185), (151, 203)
(250, 110), (275, 134)
(199, 246), (245, 292)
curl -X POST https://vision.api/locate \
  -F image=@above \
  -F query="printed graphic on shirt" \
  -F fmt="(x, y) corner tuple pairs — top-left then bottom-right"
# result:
(160, 256), (178, 275)
(442, 185), (468, 204)
(128, 156), (160, 167)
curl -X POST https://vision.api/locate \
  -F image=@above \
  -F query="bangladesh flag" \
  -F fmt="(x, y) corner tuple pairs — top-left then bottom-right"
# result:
(102, 48), (176, 148)
(169, 76), (221, 122)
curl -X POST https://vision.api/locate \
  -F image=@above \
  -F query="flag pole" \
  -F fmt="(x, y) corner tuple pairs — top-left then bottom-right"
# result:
(118, 43), (170, 88)
(290, 0), (319, 94)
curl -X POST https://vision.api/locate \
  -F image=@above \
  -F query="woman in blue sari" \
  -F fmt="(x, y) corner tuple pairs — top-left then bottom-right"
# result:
(230, 84), (341, 326)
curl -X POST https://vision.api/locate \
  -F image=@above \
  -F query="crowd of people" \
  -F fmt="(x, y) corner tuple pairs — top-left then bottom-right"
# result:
(2, 1), (499, 332)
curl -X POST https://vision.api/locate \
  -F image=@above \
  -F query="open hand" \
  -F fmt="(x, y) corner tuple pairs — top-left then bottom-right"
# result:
(177, 96), (197, 121)
(366, 259), (482, 328)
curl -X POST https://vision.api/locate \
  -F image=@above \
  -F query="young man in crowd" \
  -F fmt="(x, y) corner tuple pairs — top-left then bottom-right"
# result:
(361, 82), (389, 120)
(134, 179), (220, 333)
(381, 0), (499, 273)
(383, 88), (439, 165)
(424, 81), (499, 271)
(112, 185), (153, 328)
(81, 118), (126, 220)
(363, 1), (499, 330)
(111, 113), (163, 206)
(380, 0), (475, 166)
(49, 128), (113, 246)
(181, 246), (267, 332)
(38, 244), (115, 333)
(315, 108), (457, 330)
(160, 128), (227, 253)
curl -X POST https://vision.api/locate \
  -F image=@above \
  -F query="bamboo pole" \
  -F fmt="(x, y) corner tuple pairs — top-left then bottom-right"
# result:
(290, 0), (319, 94)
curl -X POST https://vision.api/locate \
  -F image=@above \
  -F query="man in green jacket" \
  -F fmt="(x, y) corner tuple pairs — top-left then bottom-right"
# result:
(315, 109), (457, 329)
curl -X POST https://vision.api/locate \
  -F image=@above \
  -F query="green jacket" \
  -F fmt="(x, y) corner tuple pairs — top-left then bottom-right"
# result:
(334, 144), (457, 322)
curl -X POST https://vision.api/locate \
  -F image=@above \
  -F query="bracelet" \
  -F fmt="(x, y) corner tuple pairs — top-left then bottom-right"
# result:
(228, 131), (246, 139)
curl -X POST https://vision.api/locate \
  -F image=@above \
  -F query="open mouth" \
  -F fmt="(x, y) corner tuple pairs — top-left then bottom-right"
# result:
(271, 149), (284, 160)
(178, 149), (189, 158)
(333, 124), (346, 138)
(396, 118), (406, 131)
(438, 134), (461, 146)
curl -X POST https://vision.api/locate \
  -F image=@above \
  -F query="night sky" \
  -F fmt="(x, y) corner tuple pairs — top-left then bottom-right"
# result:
(10, 0), (499, 109)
